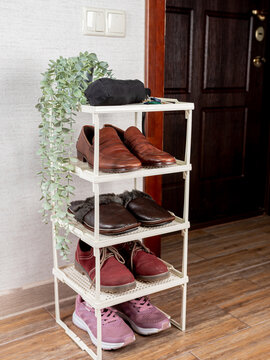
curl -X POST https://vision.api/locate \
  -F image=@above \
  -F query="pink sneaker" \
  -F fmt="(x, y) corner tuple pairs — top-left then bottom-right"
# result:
(113, 296), (171, 335)
(72, 295), (135, 350)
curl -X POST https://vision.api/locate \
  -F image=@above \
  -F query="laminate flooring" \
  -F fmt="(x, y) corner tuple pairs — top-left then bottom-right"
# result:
(1, 215), (270, 360)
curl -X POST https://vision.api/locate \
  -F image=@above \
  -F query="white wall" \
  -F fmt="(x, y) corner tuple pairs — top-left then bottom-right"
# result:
(0, 0), (145, 292)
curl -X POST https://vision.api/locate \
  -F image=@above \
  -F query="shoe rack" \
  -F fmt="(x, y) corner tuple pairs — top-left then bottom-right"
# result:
(51, 101), (194, 360)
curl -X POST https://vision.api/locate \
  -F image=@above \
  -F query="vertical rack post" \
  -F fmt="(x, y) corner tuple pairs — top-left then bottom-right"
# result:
(134, 111), (143, 131)
(93, 112), (102, 359)
(183, 109), (192, 223)
(134, 111), (143, 191)
(93, 113), (100, 242)
(93, 113), (100, 178)
(93, 112), (101, 298)
(49, 108), (61, 322)
(95, 308), (102, 360)
(181, 109), (192, 331)
(134, 111), (143, 246)
(92, 112), (101, 297)
(52, 223), (60, 322)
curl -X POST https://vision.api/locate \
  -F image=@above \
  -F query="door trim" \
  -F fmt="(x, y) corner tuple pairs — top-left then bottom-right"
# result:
(144, 0), (165, 255)
(264, 20), (270, 215)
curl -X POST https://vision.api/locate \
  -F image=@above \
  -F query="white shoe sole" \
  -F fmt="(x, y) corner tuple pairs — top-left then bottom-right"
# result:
(117, 311), (171, 335)
(72, 312), (135, 350)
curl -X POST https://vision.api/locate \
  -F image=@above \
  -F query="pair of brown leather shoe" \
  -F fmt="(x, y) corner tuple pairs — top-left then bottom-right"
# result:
(69, 190), (175, 235)
(76, 125), (176, 173)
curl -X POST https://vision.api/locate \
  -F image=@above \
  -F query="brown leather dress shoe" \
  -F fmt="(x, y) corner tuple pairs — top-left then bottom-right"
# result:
(69, 194), (140, 235)
(76, 125), (142, 173)
(105, 125), (176, 166)
(119, 190), (175, 226)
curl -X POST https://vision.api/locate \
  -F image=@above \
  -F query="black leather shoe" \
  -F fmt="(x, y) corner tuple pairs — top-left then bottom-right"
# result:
(119, 190), (175, 226)
(69, 194), (140, 235)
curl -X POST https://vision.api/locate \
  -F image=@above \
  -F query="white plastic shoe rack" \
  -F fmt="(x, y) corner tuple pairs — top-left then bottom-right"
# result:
(51, 101), (194, 360)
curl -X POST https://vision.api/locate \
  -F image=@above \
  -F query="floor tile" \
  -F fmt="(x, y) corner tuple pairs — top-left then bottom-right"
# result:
(219, 286), (270, 326)
(0, 308), (56, 345)
(188, 248), (270, 284)
(193, 320), (270, 360)
(0, 327), (84, 360)
(240, 262), (270, 286)
(189, 231), (270, 259)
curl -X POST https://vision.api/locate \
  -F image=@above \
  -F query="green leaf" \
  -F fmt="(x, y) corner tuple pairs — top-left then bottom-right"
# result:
(73, 89), (81, 98)
(56, 210), (66, 219)
(43, 202), (51, 210)
(37, 51), (112, 261)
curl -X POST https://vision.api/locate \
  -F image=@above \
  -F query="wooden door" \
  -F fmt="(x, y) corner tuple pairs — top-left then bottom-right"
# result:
(163, 0), (270, 225)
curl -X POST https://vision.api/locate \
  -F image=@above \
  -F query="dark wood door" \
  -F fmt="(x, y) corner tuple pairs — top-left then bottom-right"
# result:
(163, 0), (269, 225)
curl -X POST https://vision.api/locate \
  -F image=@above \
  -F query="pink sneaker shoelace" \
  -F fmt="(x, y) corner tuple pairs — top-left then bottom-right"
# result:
(129, 296), (152, 312)
(85, 304), (118, 323)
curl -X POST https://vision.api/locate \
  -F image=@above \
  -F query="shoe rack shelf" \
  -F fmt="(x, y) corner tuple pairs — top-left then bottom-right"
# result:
(72, 158), (191, 183)
(80, 102), (194, 114)
(53, 263), (188, 310)
(51, 101), (194, 360)
(55, 214), (189, 248)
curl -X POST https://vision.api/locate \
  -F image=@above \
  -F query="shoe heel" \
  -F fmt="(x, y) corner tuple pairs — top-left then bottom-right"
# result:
(75, 261), (86, 275)
(77, 150), (87, 163)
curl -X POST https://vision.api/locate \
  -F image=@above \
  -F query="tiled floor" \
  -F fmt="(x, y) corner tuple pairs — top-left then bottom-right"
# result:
(1, 215), (270, 360)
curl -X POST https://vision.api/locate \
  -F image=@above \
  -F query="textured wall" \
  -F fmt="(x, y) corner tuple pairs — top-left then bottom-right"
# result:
(0, 0), (145, 291)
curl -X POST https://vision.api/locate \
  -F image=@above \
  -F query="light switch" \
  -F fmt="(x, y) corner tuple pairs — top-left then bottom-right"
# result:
(86, 11), (95, 31)
(95, 12), (105, 32)
(106, 10), (125, 37)
(82, 8), (105, 36)
(82, 7), (125, 37)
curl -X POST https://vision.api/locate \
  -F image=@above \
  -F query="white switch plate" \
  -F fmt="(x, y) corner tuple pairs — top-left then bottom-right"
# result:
(95, 11), (105, 32)
(82, 7), (105, 36)
(82, 7), (125, 37)
(105, 9), (125, 37)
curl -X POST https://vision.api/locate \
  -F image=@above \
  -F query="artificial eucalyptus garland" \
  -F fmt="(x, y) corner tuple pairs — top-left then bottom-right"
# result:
(36, 52), (112, 259)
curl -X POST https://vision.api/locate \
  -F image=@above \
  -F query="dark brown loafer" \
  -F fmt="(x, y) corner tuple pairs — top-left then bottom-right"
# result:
(105, 124), (176, 166)
(76, 125), (142, 173)
(69, 194), (140, 235)
(119, 190), (175, 227)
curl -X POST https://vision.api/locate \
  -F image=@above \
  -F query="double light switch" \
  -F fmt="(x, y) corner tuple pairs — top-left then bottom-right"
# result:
(82, 8), (125, 37)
